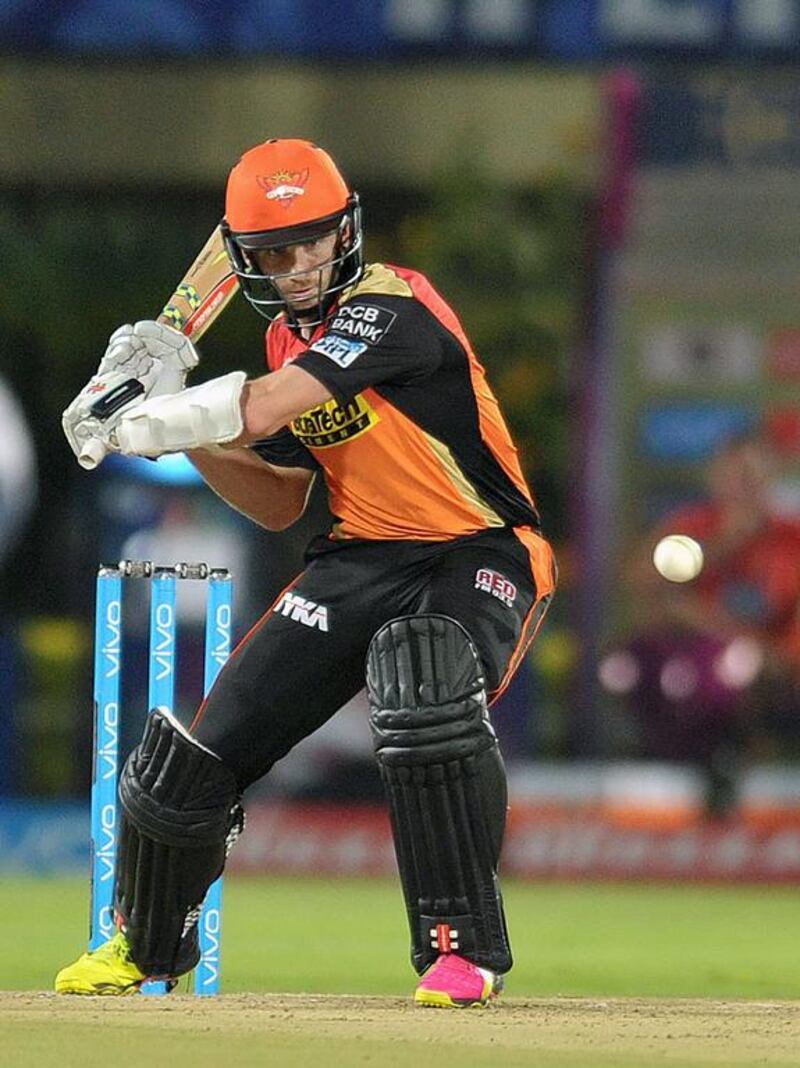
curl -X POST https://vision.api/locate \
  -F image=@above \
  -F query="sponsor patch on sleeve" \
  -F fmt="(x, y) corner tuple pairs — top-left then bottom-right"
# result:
(309, 333), (369, 368)
(328, 303), (397, 345)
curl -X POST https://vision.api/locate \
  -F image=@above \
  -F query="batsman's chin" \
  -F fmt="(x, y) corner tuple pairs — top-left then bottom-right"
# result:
(286, 290), (319, 310)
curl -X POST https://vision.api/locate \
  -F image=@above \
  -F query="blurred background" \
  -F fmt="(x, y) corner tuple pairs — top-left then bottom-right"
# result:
(2, 0), (800, 886)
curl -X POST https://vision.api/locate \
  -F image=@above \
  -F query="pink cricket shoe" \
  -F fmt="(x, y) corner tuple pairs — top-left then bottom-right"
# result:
(414, 953), (503, 1008)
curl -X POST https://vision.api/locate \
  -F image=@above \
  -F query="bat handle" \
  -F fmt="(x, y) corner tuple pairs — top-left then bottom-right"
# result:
(79, 378), (142, 470)
(78, 438), (109, 470)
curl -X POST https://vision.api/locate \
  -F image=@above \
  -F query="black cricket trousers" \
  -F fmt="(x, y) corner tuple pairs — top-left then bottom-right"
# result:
(187, 526), (555, 789)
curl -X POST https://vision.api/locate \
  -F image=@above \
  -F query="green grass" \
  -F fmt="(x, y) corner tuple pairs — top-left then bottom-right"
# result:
(3, 875), (800, 998)
(5, 878), (800, 1068)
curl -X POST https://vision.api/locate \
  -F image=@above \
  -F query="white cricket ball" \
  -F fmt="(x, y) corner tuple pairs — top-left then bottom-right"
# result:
(652, 534), (704, 583)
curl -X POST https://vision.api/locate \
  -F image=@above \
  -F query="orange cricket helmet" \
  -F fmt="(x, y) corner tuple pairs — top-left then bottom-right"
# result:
(221, 139), (363, 326)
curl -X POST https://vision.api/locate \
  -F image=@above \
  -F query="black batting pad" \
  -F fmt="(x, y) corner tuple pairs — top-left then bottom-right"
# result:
(367, 615), (512, 975)
(115, 710), (244, 978)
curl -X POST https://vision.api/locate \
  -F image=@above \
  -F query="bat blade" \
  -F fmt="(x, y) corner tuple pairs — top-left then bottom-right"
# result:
(158, 224), (239, 340)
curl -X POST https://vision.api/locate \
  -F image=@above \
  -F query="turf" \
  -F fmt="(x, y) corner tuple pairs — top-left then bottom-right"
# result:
(5, 878), (800, 1068)
(3, 875), (800, 999)
(4, 993), (800, 1068)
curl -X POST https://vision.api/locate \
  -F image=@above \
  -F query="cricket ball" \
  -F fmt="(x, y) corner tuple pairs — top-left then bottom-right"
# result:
(652, 534), (704, 583)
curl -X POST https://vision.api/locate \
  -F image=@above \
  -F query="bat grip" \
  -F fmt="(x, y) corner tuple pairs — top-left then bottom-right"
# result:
(80, 377), (145, 470)
(78, 438), (109, 470)
(89, 377), (145, 420)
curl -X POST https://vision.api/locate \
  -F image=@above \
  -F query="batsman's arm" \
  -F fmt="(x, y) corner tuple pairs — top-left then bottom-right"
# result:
(113, 365), (332, 458)
(187, 447), (315, 531)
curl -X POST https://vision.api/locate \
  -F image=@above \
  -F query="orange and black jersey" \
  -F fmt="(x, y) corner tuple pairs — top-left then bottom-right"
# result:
(252, 263), (540, 542)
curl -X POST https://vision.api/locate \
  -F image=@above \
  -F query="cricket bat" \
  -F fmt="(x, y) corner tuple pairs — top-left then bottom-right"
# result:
(156, 223), (239, 341)
(80, 224), (239, 469)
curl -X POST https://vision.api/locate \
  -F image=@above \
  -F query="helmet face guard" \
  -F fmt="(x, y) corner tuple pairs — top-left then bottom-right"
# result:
(223, 193), (363, 327)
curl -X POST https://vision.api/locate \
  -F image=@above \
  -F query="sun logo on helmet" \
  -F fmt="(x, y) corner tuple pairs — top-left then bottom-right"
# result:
(256, 169), (310, 209)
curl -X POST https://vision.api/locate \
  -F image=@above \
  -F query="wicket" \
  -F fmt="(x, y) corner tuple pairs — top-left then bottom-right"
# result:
(90, 560), (233, 996)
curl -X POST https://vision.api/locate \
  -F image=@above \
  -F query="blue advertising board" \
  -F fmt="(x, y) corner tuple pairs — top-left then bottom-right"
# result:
(1, 1), (798, 58)
(640, 404), (758, 462)
(0, 801), (88, 874)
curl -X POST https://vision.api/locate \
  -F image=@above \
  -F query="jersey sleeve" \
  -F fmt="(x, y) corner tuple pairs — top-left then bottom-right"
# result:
(250, 426), (320, 470)
(293, 295), (442, 405)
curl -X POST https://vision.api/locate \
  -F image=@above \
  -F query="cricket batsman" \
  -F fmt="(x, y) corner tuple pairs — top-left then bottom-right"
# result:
(57, 139), (556, 1007)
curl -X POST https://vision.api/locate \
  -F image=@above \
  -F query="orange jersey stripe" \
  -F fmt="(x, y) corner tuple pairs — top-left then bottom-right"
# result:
(491, 526), (557, 702)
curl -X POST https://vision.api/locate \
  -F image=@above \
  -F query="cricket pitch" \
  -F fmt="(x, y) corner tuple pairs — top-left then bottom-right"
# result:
(3, 992), (800, 1068)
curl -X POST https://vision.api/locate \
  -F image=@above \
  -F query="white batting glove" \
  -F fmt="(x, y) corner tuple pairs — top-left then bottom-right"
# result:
(97, 321), (199, 396)
(63, 321), (200, 470)
(62, 370), (149, 469)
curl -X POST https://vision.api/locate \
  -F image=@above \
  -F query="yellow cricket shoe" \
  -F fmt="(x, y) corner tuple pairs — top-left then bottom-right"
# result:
(55, 932), (146, 995)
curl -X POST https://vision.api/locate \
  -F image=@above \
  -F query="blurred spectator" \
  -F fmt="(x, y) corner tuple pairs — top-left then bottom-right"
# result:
(0, 373), (37, 794)
(601, 434), (800, 815)
(0, 374), (37, 561)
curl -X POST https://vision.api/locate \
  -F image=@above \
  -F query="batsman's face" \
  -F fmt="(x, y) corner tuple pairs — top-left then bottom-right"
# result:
(254, 230), (340, 312)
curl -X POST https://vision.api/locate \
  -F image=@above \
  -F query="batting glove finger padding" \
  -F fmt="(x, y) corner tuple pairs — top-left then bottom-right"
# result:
(128, 321), (200, 371)
(97, 320), (199, 397)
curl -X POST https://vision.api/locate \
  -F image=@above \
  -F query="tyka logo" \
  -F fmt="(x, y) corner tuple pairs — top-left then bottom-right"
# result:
(153, 602), (174, 681)
(276, 591), (330, 632)
(198, 907), (221, 987)
(474, 568), (518, 608)
(212, 603), (231, 668)
(102, 598), (121, 679)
